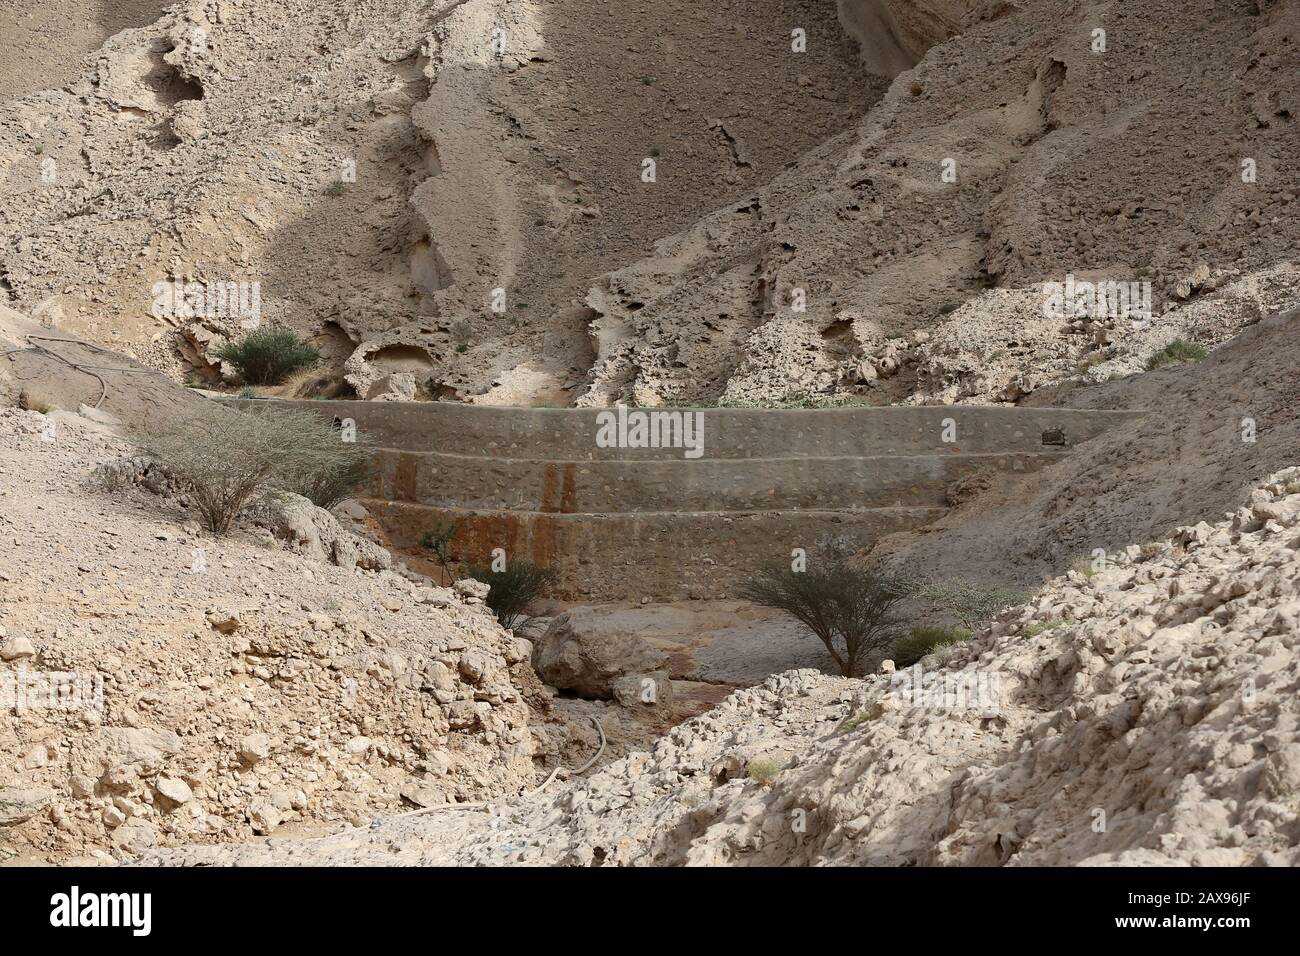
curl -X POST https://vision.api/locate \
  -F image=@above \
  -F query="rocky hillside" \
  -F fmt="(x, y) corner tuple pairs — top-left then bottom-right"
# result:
(874, 304), (1300, 587)
(3, 0), (1299, 873)
(7, 2), (1293, 408)
(0, 399), (544, 864)
(584, 0), (1300, 405)
(141, 466), (1300, 866)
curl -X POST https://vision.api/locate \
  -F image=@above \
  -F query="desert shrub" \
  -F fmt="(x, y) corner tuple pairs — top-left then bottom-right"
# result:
(1024, 618), (1067, 638)
(747, 758), (780, 786)
(1145, 338), (1207, 370)
(738, 558), (915, 678)
(276, 435), (372, 510)
(467, 559), (556, 632)
(924, 580), (1027, 632)
(419, 522), (460, 585)
(215, 326), (320, 385)
(894, 625), (972, 668)
(134, 404), (366, 533)
(449, 319), (473, 354)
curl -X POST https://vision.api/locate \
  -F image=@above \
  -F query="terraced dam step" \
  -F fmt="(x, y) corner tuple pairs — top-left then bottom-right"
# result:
(237, 400), (1143, 459)
(227, 400), (1146, 599)
(370, 449), (1071, 513)
(370, 503), (946, 600)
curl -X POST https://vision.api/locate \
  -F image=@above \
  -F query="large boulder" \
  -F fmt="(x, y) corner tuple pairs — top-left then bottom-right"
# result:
(250, 492), (391, 571)
(532, 608), (669, 700)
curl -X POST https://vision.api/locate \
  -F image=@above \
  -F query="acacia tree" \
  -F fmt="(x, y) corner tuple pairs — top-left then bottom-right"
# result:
(135, 404), (367, 534)
(923, 580), (1027, 631)
(738, 558), (915, 678)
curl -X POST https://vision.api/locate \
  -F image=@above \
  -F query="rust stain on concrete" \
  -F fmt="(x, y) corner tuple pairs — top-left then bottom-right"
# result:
(393, 452), (418, 501)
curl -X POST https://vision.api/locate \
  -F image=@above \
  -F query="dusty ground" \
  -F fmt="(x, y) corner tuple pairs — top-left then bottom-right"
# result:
(537, 601), (835, 685)
(0, 1), (175, 100)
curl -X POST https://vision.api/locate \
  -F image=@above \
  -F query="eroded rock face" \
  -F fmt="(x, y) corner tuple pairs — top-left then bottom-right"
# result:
(532, 609), (669, 700)
(838, 0), (974, 75)
(578, 0), (1300, 407)
(894, 265), (1300, 405)
(0, 0), (880, 405)
(0, 787), (55, 826)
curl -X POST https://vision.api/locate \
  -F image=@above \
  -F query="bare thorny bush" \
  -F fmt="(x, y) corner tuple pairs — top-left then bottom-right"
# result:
(133, 404), (371, 534)
(739, 558), (915, 678)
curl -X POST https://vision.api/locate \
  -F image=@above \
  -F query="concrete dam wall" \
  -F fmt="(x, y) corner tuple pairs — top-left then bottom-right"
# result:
(234, 400), (1145, 600)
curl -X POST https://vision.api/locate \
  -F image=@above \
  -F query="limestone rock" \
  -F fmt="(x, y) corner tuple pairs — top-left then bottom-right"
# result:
(250, 493), (391, 572)
(110, 819), (160, 855)
(238, 733), (271, 764)
(0, 786), (55, 825)
(454, 578), (490, 601)
(0, 636), (35, 661)
(155, 777), (194, 807)
(532, 609), (669, 700)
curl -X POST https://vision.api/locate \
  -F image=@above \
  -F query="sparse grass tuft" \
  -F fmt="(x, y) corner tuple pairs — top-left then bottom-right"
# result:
(1024, 618), (1067, 638)
(894, 626), (972, 668)
(747, 758), (780, 786)
(1070, 554), (1102, 578)
(1076, 351), (1107, 373)
(18, 390), (53, 414)
(839, 704), (882, 733)
(1146, 338), (1207, 370)
(280, 366), (351, 400)
(1138, 541), (1165, 561)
